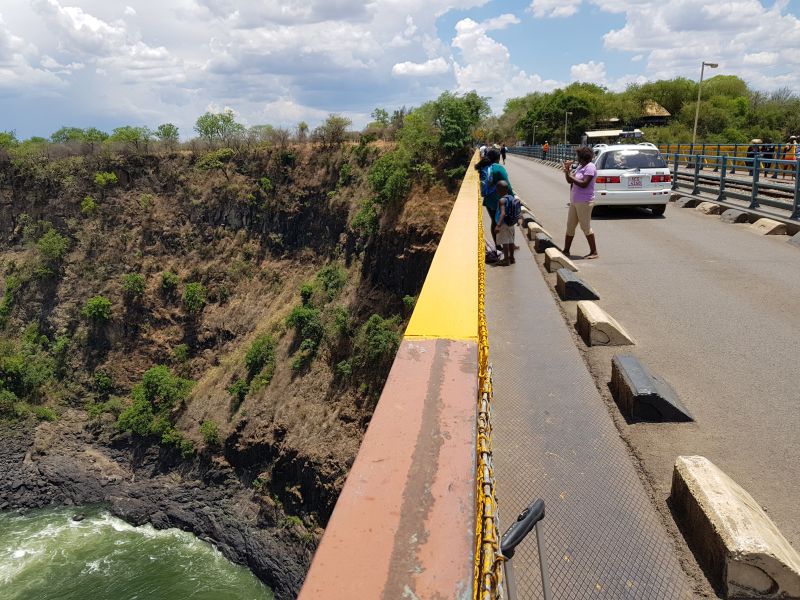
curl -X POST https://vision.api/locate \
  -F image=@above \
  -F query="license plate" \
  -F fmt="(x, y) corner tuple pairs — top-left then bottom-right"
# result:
(628, 176), (642, 188)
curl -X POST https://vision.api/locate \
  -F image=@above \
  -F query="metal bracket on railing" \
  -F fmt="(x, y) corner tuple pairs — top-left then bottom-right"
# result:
(692, 155), (701, 195)
(672, 153), (679, 191)
(717, 154), (728, 202)
(749, 155), (761, 210)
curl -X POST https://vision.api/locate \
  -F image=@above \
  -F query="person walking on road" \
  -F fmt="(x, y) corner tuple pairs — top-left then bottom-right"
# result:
(542, 141), (549, 160)
(562, 146), (598, 259)
(476, 148), (513, 245)
(500, 144), (507, 164)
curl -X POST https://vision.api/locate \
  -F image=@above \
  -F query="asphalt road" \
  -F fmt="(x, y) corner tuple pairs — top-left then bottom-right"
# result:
(504, 154), (800, 549)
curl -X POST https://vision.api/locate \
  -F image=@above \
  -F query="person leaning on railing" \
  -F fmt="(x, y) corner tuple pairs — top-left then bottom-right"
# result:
(781, 136), (797, 180)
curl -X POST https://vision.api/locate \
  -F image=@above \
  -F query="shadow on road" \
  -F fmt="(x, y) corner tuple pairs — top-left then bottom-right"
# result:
(591, 206), (666, 220)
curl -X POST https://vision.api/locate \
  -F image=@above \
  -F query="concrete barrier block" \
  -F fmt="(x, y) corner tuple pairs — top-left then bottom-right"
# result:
(789, 231), (800, 248)
(556, 268), (599, 301)
(696, 201), (722, 215)
(750, 218), (787, 235)
(671, 456), (800, 599)
(673, 197), (699, 208)
(576, 301), (635, 347)
(720, 209), (751, 224)
(526, 222), (550, 240)
(610, 354), (692, 422)
(533, 233), (556, 253)
(544, 248), (578, 273)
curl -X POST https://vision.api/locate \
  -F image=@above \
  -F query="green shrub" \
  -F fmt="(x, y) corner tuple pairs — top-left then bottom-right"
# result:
(93, 370), (114, 397)
(402, 295), (417, 314)
(299, 283), (314, 305)
(316, 264), (346, 299)
(138, 193), (155, 210)
(140, 365), (193, 409)
(259, 177), (273, 193)
(338, 163), (353, 187)
(116, 395), (154, 436)
(33, 406), (58, 422)
(172, 343), (189, 362)
(285, 515), (303, 528)
(287, 305), (324, 343)
(94, 171), (118, 188)
(121, 273), (146, 299)
(183, 282), (207, 315)
(245, 334), (276, 381)
(335, 359), (352, 379)
(36, 229), (70, 263)
(369, 152), (411, 205)
(0, 275), (21, 328)
(0, 389), (17, 417)
(353, 314), (401, 373)
(81, 196), (98, 216)
(351, 199), (380, 238)
(200, 420), (221, 447)
(82, 296), (112, 322)
(86, 396), (124, 419)
(161, 270), (179, 293)
(228, 378), (248, 409)
(333, 306), (350, 337)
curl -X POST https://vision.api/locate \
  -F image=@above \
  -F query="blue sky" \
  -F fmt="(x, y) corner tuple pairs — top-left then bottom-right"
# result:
(1, 0), (799, 139)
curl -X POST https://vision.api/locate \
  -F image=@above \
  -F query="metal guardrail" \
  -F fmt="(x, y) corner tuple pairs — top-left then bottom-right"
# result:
(669, 153), (800, 220)
(659, 143), (798, 175)
(507, 145), (577, 163)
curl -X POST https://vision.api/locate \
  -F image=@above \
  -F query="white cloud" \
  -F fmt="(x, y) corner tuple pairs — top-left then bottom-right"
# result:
(570, 60), (606, 84)
(392, 57), (450, 76)
(598, 0), (800, 90)
(482, 14), (521, 30)
(452, 17), (562, 111)
(124, 6), (137, 17)
(529, 0), (582, 18)
(0, 13), (66, 94)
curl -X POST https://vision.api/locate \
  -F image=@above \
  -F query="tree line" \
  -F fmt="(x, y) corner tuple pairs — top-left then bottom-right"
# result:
(480, 76), (800, 145)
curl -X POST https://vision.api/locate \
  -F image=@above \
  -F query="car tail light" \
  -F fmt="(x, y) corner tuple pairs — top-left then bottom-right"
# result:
(651, 174), (671, 183)
(596, 176), (621, 183)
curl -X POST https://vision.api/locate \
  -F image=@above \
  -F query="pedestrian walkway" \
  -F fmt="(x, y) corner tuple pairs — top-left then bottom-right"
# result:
(485, 219), (697, 599)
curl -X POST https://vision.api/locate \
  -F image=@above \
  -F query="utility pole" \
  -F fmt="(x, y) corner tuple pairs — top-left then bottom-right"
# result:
(692, 61), (718, 145)
(564, 111), (572, 145)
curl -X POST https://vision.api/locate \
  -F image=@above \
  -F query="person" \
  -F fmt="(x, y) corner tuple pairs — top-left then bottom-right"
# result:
(746, 140), (759, 177)
(761, 139), (774, 175)
(500, 143), (507, 164)
(479, 142), (488, 158)
(494, 180), (515, 266)
(781, 136), (797, 179)
(562, 146), (598, 259)
(475, 148), (513, 244)
(542, 141), (549, 160)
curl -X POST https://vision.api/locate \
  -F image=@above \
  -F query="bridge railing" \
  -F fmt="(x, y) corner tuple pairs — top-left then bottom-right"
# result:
(509, 144), (577, 163)
(298, 153), (503, 600)
(669, 153), (800, 220)
(659, 143), (798, 177)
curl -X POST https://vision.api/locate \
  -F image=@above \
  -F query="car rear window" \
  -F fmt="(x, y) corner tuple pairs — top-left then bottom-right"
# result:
(599, 149), (666, 169)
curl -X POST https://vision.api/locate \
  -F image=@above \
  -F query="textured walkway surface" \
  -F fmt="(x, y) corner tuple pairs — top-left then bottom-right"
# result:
(485, 219), (697, 599)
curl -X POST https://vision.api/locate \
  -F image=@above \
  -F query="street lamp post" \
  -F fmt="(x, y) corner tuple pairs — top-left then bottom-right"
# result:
(692, 61), (718, 145)
(564, 111), (572, 145)
(532, 122), (540, 146)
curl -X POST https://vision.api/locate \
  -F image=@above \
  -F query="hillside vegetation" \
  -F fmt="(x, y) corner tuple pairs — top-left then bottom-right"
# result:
(0, 92), (487, 595)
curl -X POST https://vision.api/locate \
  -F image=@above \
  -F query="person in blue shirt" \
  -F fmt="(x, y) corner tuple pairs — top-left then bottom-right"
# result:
(475, 148), (513, 244)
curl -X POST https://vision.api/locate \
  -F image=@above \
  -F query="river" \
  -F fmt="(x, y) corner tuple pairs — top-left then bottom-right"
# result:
(0, 507), (273, 600)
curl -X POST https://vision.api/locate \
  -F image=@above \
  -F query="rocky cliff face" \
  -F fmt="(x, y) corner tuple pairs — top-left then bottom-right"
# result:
(0, 142), (456, 597)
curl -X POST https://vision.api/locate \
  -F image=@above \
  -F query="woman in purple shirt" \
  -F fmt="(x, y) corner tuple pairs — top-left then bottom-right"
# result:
(562, 146), (598, 259)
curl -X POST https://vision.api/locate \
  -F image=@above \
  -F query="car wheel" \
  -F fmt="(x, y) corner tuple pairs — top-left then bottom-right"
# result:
(651, 204), (666, 216)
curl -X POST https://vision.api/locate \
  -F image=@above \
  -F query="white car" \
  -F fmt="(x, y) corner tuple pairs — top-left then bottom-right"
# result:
(591, 144), (672, 216)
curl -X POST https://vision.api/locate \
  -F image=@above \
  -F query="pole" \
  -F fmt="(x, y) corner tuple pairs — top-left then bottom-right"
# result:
(563, 112), (570, 145)
(692, 62), (705, 146)
(532, 124), (538, 147)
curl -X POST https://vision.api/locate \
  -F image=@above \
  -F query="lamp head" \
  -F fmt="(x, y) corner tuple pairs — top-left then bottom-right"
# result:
(704, 62), (719, 68)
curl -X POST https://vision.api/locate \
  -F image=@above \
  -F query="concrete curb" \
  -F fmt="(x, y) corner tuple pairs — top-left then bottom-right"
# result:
(720, 209), (751, 224)
(750, 218), (788, 235)
(533, 232), (556, 253)
(671, 456), (800, 599)
(555, 268), (599, 300)
(576, 301), (635, 347)
(527, 222), (551, 240)
(696, 201), (723, 215)
(673, 197), (700, 208)
(610, 354), (692, 422)
(544, 248), (578, 273)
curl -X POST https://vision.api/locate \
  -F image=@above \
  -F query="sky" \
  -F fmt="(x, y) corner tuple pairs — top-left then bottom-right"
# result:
(1, 0), (799, 139)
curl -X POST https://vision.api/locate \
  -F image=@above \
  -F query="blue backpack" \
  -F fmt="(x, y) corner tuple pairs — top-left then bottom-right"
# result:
(480, 164), (497, 198)
(502, 195), (521, 225)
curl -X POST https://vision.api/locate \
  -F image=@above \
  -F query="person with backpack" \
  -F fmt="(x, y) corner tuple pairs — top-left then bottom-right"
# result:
(494, 180), (520, 266)
(475, 148), (513, 244)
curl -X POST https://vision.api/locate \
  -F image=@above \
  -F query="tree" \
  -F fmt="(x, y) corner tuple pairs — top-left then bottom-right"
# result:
(195, 148), (235, 180)
(82, 128), (108, 153)
(296, 121), (309, 143)
(110, 126), (152, 153)
(50, 127), (85, 145)
(194, 112), (223, 145)
(313, 114), (352, 147)
(371, 108), (389, 126)
(155, 123), (180, 149)
(194, 110), (244, 147)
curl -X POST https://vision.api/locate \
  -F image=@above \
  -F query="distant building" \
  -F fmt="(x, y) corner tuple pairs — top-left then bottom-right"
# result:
(639, 100), (671, 127)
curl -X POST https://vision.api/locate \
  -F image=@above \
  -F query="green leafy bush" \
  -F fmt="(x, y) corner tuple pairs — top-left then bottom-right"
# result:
(200, 420), (221, 447)
(299, 283), (314, 305)
(402, 295), (417, 314)
(33, 406), (58, 422)
(351, 199), (380, 238)
(140, 365), (193, 410)
(93, 370), (114, 397)
(0, 275), (21, 328)
(353, 314), (401, 373)
(161, 270), (179, 294)
(259, 177), (273, 193)
(81, 196), (98, 216)
(287, 306), (324, 343)
(121, 273), (146, 299)
(333, 306), (351, 337)
(82, 296), (112, 322)
(183, 282), (207, 315)
(94, 171), (118, 188)
(172, 343), (189, 362)
(228, 378), (248, 410)
(0, 389), (17, 417)
(245, 334), (276, 381)
(36, 229), (70, 263)
(316, 264), (346, 299)
(138, 193), (155, 210)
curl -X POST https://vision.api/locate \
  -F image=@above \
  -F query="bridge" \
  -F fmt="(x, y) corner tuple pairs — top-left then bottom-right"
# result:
(298, 151), (800, 599)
